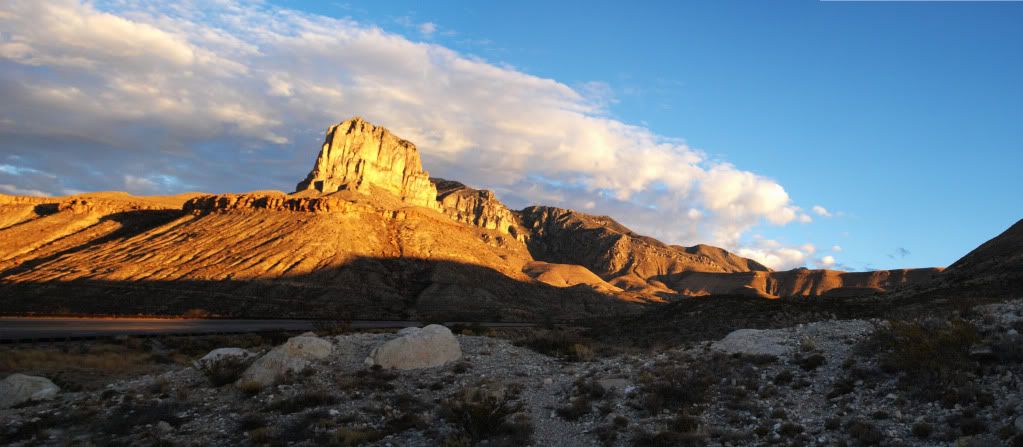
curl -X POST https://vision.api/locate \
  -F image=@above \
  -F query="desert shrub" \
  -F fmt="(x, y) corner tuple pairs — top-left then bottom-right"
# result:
(266, 391), (338, 414)
(236, 380), (264, 396)
(778, 422), (803, 437)
(637, 355), (728, 415)
(198, 355), (253, 387)
(911, 422), (932, 438)
(440, 386), (532, 446)
(338, 366), (398, 392)
(330, 428), (383, 446)
(797, 353), (826, 371)
(514, 330), (595, 362)
(846, 419), (883, 445)
(238, 413), (267, 431)
(862, 319), (979, 397)
(631, 430), (706, 447)
(103, 401), (185, 435)
(773, 370), (794, 385)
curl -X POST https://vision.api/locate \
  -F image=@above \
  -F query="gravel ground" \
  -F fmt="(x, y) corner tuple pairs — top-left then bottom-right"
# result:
(4, 301), (1023, 446)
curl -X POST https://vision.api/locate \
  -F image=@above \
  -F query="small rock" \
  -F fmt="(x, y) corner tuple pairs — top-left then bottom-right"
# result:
(157, 421), (173, 433)
(1015, 415), (1023, 433)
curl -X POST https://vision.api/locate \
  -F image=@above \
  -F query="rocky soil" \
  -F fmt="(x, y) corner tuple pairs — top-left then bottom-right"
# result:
(4, 300), (1023, 446)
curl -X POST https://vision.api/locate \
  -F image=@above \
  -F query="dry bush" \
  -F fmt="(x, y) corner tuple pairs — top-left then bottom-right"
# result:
(440, 386), (532, 446)
(265, 390), (338, 414)
(513, 329), (595, 362)
(198, 355), (253, 387)
(862, 319), (979, 398)
(637, 355), (724, 415)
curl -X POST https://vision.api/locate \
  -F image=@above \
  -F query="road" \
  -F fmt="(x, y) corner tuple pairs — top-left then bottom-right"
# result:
(0, 317), (535, 342)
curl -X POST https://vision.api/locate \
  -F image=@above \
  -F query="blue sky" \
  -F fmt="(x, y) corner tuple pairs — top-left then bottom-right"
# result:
(0, 1), (1020, 271)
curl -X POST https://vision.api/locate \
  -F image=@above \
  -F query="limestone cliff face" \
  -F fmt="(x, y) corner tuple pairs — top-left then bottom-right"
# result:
(432, 178), (525, 240)
(295, 117), (438, 209)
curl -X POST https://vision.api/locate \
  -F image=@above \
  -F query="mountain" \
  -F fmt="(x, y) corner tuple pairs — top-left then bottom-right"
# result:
(0, 117), (957, 318)
(935, 218), (1023, 296)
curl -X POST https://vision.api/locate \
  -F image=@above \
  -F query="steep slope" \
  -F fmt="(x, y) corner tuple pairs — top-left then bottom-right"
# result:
(518, 206), (770, 295)
(934, 218), (1023, 296)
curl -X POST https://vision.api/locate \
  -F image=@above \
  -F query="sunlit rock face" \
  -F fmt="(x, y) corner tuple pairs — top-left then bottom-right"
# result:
(432, 178), (526, 240)
(295, 117), (439, 209)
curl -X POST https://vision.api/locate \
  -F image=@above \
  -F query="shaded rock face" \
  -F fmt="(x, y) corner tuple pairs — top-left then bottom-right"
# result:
(518, 206), (770, 295)
(239, 335), (333, 387)
(944, 219), (1023, 293)
(0, 374), (60, 408)
(365, 324), (462, 370)
(295, 117), (438, 209)
(432, 178), (525, 240)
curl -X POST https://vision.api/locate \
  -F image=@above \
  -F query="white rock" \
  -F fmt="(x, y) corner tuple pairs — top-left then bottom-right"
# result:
(0, 374), (60, 408)
(711, 328), (791, 357)
(194, 348), (256, 369)
(238, 335), (333, 387)
(365, 324), (461, 370)
(1015, 415), (1023, 433)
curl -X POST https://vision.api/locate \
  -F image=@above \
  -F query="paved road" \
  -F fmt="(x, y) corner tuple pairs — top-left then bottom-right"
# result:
(0, 318), (534, 341)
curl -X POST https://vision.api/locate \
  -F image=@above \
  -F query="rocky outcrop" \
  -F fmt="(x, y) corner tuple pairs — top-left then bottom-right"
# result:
(238, 335), (333, 387)
(295, 117), (438, 209)
(432, 178), (525, 240)
(365, 325), (462, 370)
(0, 374), (60, 408)
(518, 206), (770, 293)
(667, 268), (942, 299)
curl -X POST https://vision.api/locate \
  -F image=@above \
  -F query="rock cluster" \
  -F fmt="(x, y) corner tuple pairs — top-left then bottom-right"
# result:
(238, 335), (333, 387)
(432, 178), (525, 240)
(295, 117), (439, 209)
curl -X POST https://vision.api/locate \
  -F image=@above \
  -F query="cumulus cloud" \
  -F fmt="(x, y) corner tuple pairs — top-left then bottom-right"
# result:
(819, 255), (836, 267)
(736, 239), (818, 270)
(0, 0), (809, 250)
(831, 245), (842, 252)
(811, 205), (832, 217)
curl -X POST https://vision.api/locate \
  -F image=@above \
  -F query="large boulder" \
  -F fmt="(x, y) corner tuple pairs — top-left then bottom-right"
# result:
(0, 374), (60, 408)
(365, 324), (462, 370)
(711, 328), (792, 357)
(238, 335), (333, 387)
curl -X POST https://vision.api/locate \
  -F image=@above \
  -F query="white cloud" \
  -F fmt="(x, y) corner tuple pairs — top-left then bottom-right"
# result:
(418, 22), (437, 37)
(812, 205), (832, 217)
(0, 183), (48, 196)
(819, 255), (836, 267)
(0, 0), (809, 251)
(831, 245), (842, 252)
(736, 239), (816, 270)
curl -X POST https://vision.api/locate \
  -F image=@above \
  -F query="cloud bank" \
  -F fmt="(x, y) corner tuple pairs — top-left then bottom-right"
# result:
(0, 0), (822, 268)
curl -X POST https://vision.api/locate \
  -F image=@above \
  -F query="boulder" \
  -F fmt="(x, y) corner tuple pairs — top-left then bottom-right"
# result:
(238, 335), (333, 387)
(711, 328), (792, 357)
(0, 374), (60, 408)
(365, 324), (462, 370)
(194, 347), (256, 369)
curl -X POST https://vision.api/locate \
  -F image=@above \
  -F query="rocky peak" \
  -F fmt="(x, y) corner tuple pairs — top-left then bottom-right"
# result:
(295, 117), (438, 209)
(431, 178), (525, 240)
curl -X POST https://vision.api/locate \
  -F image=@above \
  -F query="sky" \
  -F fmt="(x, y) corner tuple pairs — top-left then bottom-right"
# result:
(0, 1), (1020, 271)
